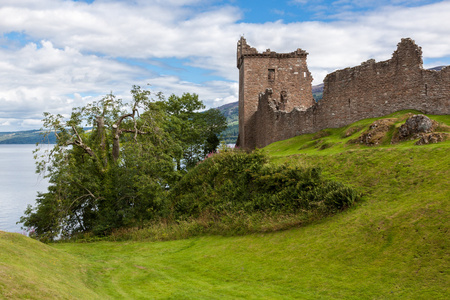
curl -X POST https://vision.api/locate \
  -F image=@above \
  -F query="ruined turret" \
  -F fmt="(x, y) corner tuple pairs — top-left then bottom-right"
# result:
(236, 37), (314, 149)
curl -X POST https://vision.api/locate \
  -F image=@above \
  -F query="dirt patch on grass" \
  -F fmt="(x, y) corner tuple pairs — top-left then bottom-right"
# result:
(348, 119), (396, 146)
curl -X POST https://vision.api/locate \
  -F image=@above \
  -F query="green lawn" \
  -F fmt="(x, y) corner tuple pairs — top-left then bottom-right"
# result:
(0, 231), (101, 299)
(1, 111), (449, 299)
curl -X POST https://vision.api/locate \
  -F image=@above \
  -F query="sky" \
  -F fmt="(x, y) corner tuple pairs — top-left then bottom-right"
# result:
(1, 0), (449, 131)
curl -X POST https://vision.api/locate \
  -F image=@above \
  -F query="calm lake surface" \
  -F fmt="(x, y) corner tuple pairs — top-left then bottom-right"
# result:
(0, 144), (50, 233)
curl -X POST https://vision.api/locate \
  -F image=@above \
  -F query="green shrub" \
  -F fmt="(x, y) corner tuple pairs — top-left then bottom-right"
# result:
(169, 149), (360, 221)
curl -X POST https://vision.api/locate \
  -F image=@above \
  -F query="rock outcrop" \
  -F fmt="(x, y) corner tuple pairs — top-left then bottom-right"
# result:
(416, 132), (448, 145)
(397, 114), (437, 141)
(355, 119), (396, 146)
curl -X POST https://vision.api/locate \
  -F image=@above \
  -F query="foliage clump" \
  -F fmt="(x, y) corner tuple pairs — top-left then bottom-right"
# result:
(170, 149), (359, 221)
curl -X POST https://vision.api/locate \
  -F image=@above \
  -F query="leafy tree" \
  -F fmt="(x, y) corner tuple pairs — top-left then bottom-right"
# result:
(20, 86), (179, 240)
(200, 108), (228, 156)
(20, 87), (227, 241)
(161, 93), (227, 170)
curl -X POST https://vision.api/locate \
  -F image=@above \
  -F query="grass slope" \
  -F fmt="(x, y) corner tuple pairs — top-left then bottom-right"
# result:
(1, 111), (448, 299)
(0, 231), (101, 299)
(53, 145), (449, 299)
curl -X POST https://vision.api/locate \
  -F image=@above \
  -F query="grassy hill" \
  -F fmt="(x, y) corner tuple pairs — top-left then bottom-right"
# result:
(1, 110), (449, 299)
(0, 231), (101, 299)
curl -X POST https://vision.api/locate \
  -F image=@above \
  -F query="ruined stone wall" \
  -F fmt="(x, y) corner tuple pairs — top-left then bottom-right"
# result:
(316, 38), (449, 129)
(248, 38), (450, 149)
(237, 37), (314, 148)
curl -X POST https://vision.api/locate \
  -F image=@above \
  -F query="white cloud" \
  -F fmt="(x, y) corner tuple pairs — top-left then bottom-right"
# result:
(147, 76), (238, 108)
(0, 39), (152, 125)
(0, 0), (449, 131)
(21, 118), (44, 127)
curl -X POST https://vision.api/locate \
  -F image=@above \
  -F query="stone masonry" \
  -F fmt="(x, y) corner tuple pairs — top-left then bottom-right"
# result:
(236, 37), (314, 148)
(237, 38), (450, 149)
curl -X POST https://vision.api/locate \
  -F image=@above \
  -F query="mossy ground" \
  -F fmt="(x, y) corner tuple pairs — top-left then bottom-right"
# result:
(1, 111), (448, 299)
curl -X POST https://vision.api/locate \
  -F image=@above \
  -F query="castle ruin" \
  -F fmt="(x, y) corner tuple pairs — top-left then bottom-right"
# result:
(237, 37), (449, 149)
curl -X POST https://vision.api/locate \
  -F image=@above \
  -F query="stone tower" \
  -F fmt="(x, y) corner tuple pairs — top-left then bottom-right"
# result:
(236, 37), (314, 149)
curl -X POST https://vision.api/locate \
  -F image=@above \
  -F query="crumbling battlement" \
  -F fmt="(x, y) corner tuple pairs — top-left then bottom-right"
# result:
(239, 38), (450, 149)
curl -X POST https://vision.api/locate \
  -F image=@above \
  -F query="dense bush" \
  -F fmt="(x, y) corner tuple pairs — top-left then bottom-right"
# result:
(170, 149), (360, 220)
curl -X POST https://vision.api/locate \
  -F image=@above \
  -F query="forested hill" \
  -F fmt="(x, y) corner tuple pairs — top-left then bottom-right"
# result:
(216, 101), (239, 144)
(0, 130), (56, 144)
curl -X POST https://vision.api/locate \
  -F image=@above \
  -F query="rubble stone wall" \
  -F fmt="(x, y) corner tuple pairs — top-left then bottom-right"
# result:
(240, 38), (450, 149)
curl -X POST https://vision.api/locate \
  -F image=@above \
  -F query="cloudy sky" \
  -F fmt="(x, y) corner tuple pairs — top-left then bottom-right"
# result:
(1, 0), (449, 131)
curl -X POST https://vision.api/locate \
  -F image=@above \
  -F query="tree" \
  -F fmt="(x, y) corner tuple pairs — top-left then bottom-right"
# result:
(161, 93), (227, 170)
(200, 108), (228, 156)
(20, 87), (227, 241)
(20, 86), (179, 240)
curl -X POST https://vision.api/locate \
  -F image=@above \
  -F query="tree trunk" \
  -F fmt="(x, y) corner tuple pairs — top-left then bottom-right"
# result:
(112, 125), (120, 162)
(96, 116), (107, 167)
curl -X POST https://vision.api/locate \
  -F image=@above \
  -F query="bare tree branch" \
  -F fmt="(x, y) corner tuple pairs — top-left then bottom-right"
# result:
(66, 125), (96, 157)
(115, 112), (134, 128)
(121, 129), (148, 135)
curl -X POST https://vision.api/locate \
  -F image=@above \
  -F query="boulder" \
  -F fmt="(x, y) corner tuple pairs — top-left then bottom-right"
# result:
(397, 114), (437, 141)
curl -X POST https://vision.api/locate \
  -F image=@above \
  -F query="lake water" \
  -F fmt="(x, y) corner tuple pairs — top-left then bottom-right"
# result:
(0, 144), (50, 233)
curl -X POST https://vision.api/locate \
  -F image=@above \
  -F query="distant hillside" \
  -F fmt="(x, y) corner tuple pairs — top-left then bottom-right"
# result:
(312, 83), (324, 101)
(216, 101), (238, 120)
(0, 130), (56, 144)
(216, 101), (239, 144)
(428, 65), (447, 71)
